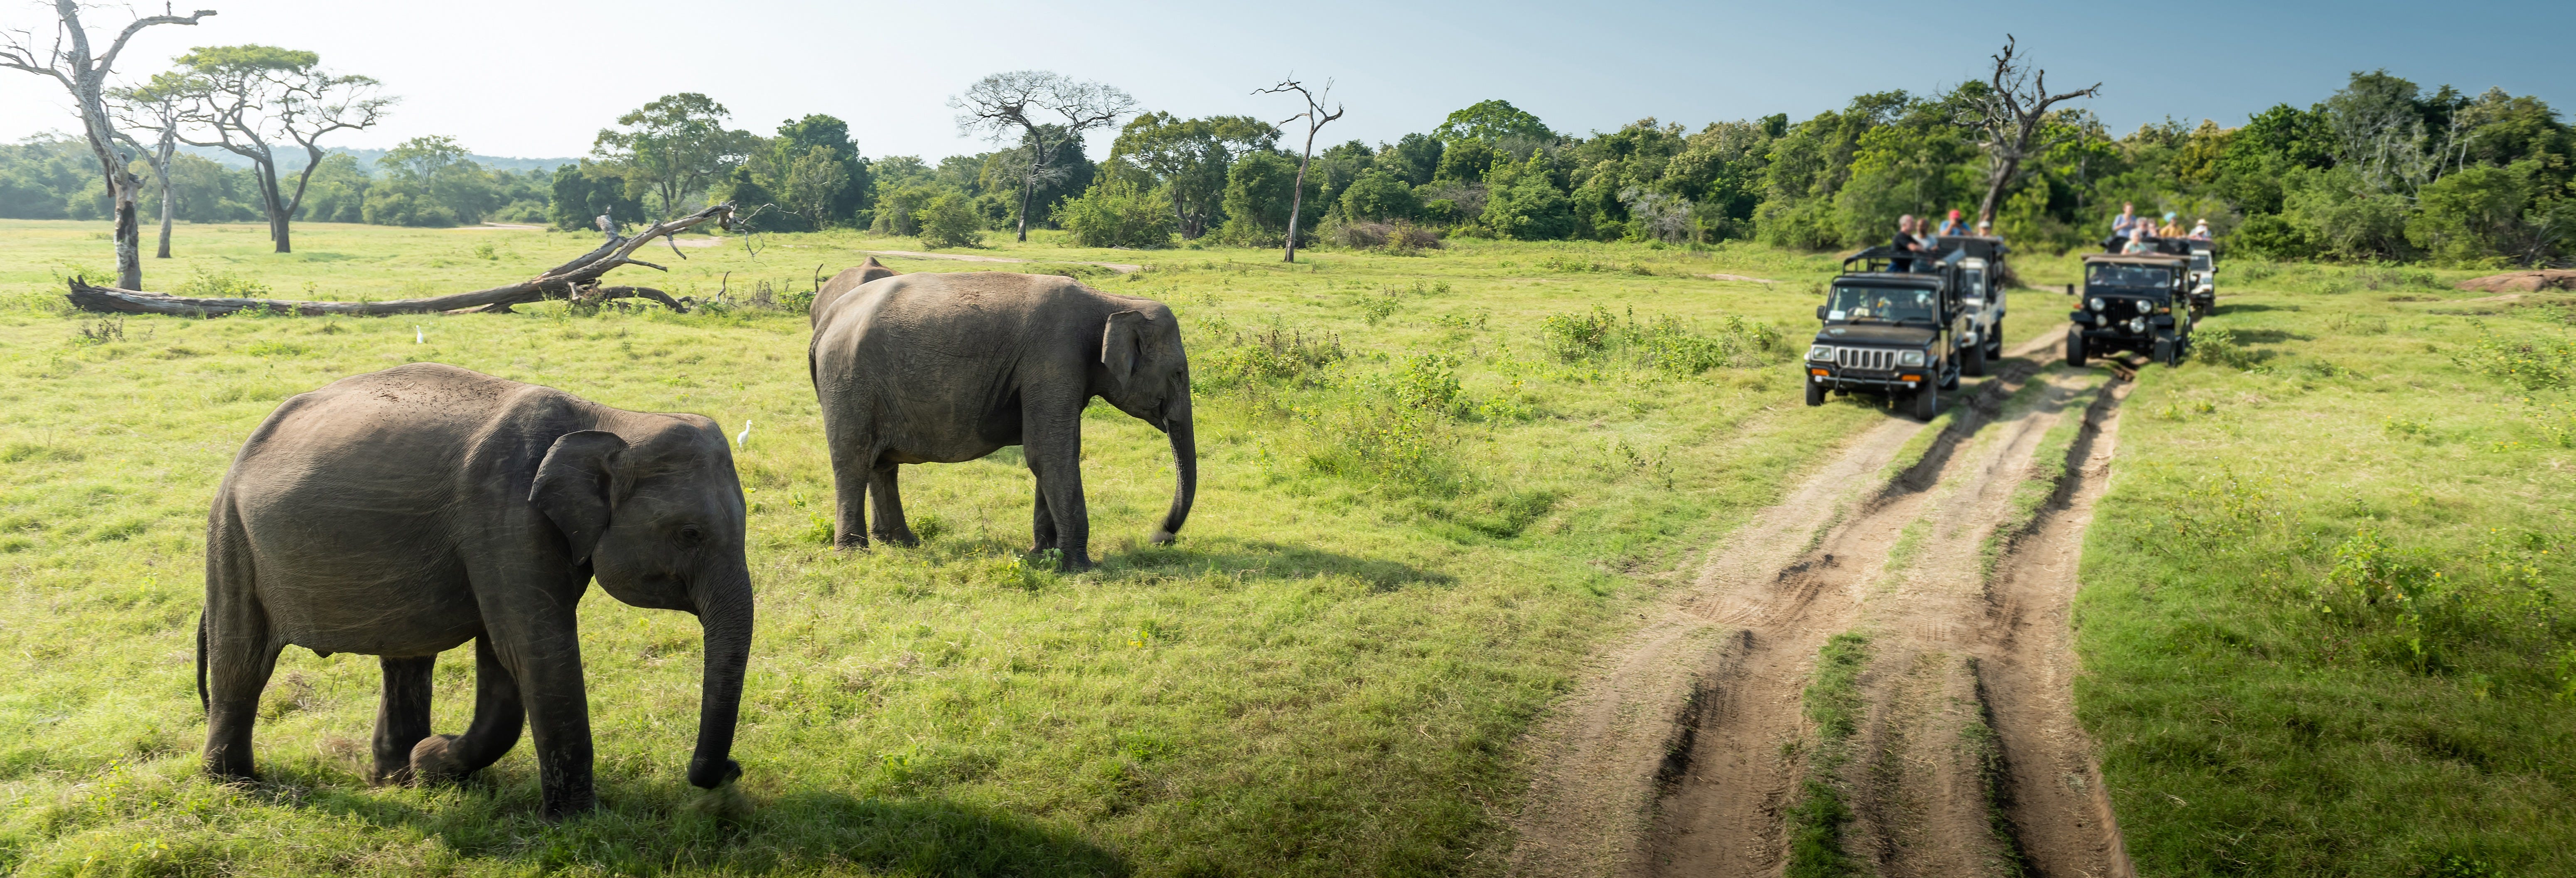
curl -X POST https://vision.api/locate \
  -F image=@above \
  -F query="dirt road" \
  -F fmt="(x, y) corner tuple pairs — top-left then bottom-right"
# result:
(1509, 331), (2134, 877)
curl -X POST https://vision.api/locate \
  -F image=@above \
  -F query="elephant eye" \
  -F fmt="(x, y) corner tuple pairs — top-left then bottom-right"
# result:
(679, 525), (705, 544)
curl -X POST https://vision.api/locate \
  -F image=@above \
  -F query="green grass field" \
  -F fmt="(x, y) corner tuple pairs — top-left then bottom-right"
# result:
(2075, 262), (2576, 874)
(2, 219), (2566, 876)
(0, 220), (1889, 876)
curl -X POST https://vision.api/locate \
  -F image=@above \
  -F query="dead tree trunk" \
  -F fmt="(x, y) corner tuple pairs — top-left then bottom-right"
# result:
(67, 203), (735, 317)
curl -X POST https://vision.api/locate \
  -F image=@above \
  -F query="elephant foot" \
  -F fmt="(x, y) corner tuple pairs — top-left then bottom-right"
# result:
(369, 763), (414, 787)
(831, 535), (870, 552)
(1148, 528), (1177, 545)
(409, 733), (470, 785)
(872, 531), (919, 548)
(203, 757), (260, 786)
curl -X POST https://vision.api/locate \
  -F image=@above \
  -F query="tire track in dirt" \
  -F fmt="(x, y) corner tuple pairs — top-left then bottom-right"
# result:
(1506, 330), (2066, 878)
(1979, 366), (2136, 878)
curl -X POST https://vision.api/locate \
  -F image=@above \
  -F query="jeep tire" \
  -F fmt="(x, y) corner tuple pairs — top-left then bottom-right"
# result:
(2067, 329), (2088, 368)
(2153, 336), (2176, 367)
(1987, 320), (2004, 358)
(1805, 378), (1826, 407)
(1910, 385), (1939, 420)
(1962, 336), (1989, 377)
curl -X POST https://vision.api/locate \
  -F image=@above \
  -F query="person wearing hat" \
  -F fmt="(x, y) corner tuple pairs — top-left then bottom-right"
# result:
(2157, 212), (2183, 238)
(1936, 208), (1965, 237)
(2188, 218), (2213, 240)
(1975, 218), (1997, 241)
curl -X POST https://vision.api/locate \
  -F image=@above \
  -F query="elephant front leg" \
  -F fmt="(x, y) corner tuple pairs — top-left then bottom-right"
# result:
(1025, 439), (1091, 571)
(371, 656), (435, 785)
(1030, 481), (1058, 554)
(869, 464), (918, 547)
(482, 624), (594, 819)
(411, 635), (525, 785)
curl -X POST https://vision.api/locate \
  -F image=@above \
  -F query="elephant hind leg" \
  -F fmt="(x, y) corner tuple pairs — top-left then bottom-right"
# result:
(412, 635), (524, 785)
(202, 517), (280, 782)
(371, 656), (435, 785)
(827, 443), (876, 551)
(870, 464), (918, 547)
(201, 602), (280, 782)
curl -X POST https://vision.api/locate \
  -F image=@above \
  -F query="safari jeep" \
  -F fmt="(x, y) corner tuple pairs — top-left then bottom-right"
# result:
(1803, 245), (1971, 420)
(2186, 241), (2217, 315)
(2068, 252), (2195, 368)
(1926, 235), (2010, 375)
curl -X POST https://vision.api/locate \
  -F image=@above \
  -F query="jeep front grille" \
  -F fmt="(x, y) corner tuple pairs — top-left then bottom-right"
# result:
(1835, 347), (1898, 371)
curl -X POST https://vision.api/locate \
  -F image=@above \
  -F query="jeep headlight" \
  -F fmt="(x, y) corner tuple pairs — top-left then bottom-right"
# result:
(2088, 297), (2105, 311)
(1807, 344), (1834, 362)
(2128, 316), (2147, 333)
(2135, 299), (2152, 314)
(1898, 349), (1927, 367)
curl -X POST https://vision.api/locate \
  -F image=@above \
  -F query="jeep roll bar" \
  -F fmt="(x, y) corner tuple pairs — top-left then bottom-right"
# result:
(1842, 245), (1965, 275)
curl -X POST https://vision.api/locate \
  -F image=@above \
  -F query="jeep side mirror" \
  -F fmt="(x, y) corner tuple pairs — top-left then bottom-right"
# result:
(1816, 305), (1827, 320)
(2064, 283), (2075, 296)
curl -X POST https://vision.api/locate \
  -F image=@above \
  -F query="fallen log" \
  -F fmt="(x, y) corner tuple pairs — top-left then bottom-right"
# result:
(65, 203), (736, 317)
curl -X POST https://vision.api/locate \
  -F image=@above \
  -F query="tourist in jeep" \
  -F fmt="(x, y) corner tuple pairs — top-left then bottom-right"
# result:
(1890, 215), (1924, 272)
(2122, 225), (2156, 254)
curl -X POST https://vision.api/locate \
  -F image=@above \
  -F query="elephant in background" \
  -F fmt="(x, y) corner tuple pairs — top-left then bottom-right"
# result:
(199, 363), (752, 818)
(810, 257), (896, 329)
(809, 270), (1196, 570)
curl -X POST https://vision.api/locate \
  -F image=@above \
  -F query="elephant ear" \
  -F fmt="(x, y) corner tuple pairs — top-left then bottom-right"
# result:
(531, 430), (629, 566)
(1102, 309), (1151, 383)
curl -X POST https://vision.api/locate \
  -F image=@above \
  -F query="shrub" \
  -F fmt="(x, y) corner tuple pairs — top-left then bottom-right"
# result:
(2451, 334), (2576, 390)
(1327, 221), (1441, 253)
(1059, 177), (1175, 248)
(1540, 306), (1620, 360)
(178, 269), (271, 299)
(915, 193), (984, 249)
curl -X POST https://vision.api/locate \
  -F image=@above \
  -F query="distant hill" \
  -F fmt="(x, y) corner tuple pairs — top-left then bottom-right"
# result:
(176, 144), (580, 175)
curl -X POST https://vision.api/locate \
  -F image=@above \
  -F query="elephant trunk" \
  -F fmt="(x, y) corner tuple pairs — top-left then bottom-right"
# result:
(1150, 400), (1196, 544)
(685, 569), (753, 789)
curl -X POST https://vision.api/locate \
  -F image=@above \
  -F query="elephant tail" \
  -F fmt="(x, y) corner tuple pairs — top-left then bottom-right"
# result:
(196, 611), (209, 714)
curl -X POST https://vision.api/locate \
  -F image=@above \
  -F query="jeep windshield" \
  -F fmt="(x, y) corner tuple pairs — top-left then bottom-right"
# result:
(2190, 254), (2213, 272)
(1825, 284), (1939, 325)
(2086, 263), (2173, 289)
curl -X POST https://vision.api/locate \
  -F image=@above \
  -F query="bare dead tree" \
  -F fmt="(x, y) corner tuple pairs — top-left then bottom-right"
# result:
(1959, 35), (2098, 227)
(0, 2), (215, 289)
(1254, 76), (1342, 262)
(951, 71), (1136, 242)
(66, 203), (737, 316)
(170, 45), (393, 254)
(110, 71), (192, 259)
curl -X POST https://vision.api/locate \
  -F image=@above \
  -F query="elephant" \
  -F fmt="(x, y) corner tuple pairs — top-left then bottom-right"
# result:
(197, 362), (752, 819)
(810, 256), (896, 329)
(809, 269), (1196, 570)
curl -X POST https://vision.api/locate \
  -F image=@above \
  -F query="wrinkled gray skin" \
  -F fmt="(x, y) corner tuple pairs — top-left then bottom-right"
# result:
(198, 363), (752, 819)
(810, 270), (1195, 570)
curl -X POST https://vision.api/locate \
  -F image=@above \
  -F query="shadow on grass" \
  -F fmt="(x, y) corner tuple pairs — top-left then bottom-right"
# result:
(1108, 538), (1455, 592)
(2210, 302), (2285, 316)
(292, 775), (1126, 876)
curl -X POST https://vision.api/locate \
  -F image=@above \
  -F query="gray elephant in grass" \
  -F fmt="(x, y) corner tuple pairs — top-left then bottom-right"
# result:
(199, 363), (751, 819)
(809, 269), (1197, 570)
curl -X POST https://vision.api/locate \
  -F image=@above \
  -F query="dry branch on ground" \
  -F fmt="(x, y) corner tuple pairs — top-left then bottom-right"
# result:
(64, 203), (736, 317)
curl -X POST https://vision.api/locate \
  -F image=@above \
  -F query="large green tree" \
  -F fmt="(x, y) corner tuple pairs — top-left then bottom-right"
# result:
(1108, 112), (1276, 239)
(592, 93), (756, 219)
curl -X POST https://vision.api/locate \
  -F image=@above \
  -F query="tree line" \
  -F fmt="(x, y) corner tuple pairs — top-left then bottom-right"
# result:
(7, 2), (2569, 281)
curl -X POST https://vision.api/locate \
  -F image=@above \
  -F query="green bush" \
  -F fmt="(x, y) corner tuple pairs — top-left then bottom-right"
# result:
(1058, 177), (1174, 248)
(915, 192), (985, 250)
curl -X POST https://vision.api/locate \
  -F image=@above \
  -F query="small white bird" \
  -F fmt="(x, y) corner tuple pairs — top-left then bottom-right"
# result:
(735, 419), (752, 449)
(413, 325), (424, 344)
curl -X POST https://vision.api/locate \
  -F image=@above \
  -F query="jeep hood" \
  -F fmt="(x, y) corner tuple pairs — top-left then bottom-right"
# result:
(1815, 324), (1935, 347)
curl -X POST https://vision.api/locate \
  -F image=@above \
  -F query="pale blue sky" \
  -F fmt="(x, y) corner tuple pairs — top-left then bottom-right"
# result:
(3, 0), (2568, 162)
